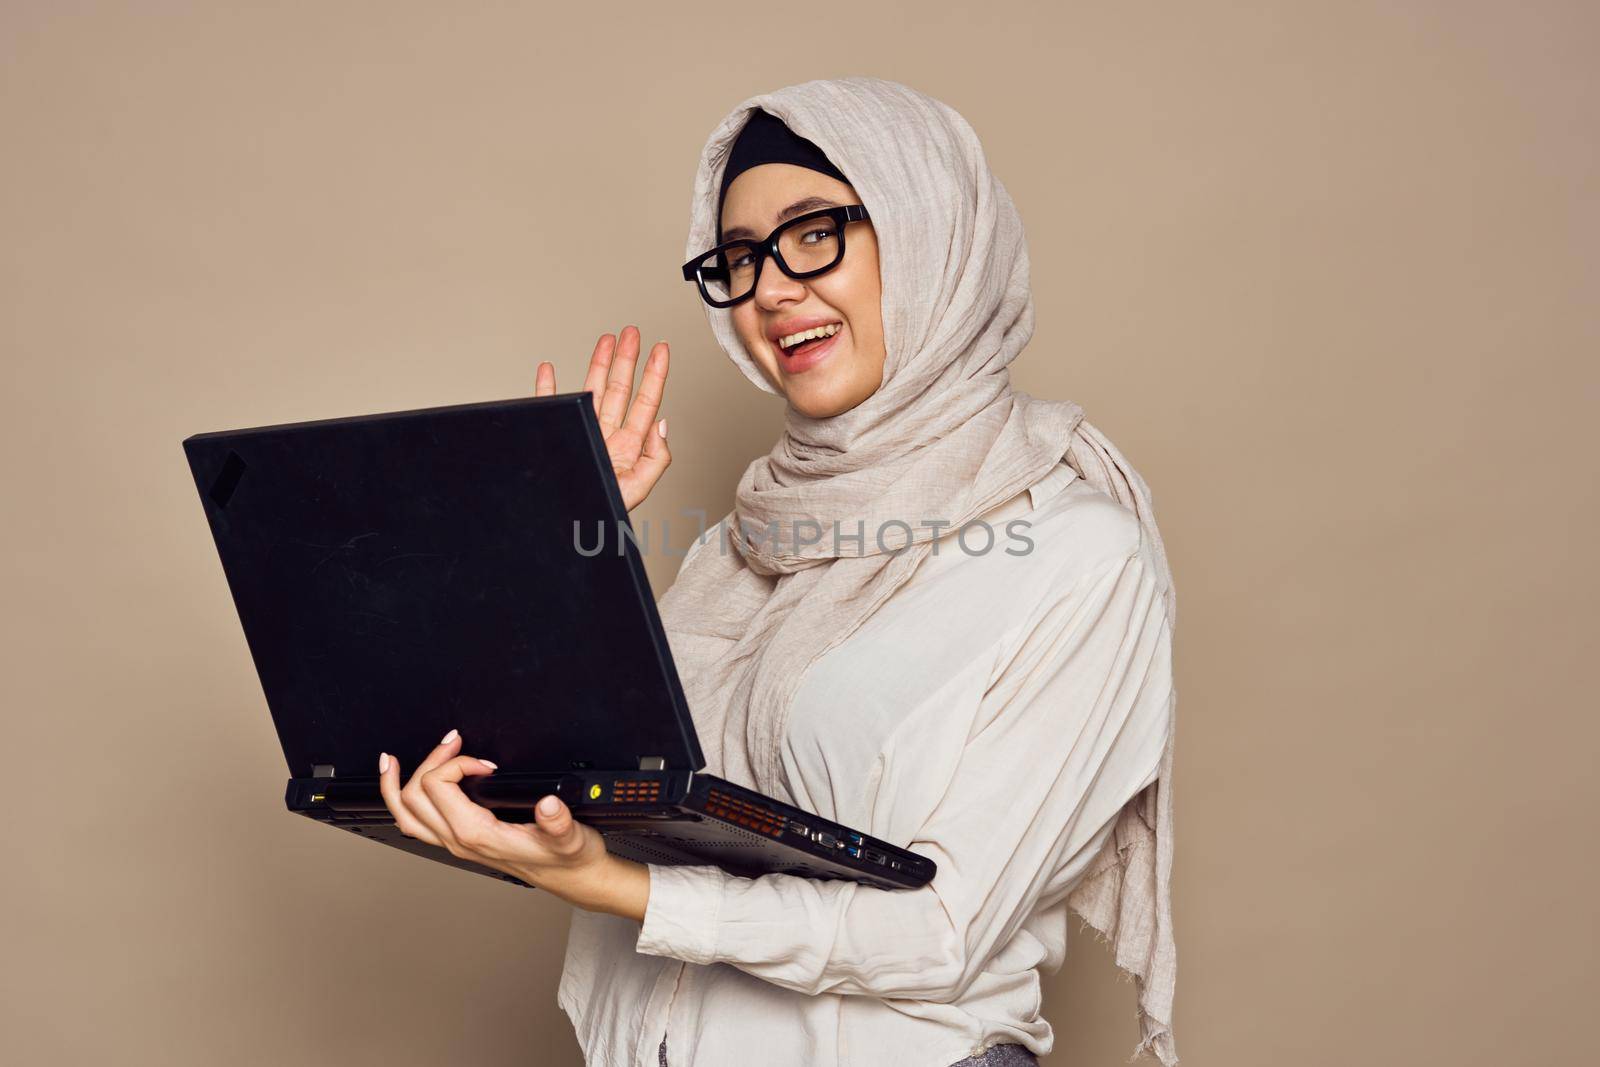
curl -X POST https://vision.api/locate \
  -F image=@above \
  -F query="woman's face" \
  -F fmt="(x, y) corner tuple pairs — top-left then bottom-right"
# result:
(719, 163), (886, 418)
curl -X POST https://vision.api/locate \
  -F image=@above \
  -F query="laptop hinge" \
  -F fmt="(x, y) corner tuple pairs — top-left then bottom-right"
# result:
(312, 763), (336, 778)
(638, 756), (665, 771)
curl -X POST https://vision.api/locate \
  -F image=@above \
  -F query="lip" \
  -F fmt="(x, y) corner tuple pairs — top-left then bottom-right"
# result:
(776, 325), (843, 375)
(767, 314), (843, 344)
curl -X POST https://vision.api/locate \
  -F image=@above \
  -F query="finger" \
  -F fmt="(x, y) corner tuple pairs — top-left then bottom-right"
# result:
(620, 341), (669, 440)
(582, 333), (617, 421)
(420, 754), (505, 858)
(417, 727), (464, 774)
(597, 325), (642, 434)
(378, 750), (444, 846)
(399, 728), (466, 842)
(534, 360), (556, 397)
(617, 417), (670, 512)
(532, 793), (587, 859)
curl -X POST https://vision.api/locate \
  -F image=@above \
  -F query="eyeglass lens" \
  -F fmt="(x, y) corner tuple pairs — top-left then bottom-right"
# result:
(693, 214), (848, 305)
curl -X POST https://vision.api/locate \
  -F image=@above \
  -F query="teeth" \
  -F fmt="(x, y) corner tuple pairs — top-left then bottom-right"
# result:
(778, 323), (841, 350)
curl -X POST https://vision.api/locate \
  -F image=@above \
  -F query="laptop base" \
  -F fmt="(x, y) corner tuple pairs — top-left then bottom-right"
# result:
(287, 768), (934, 892)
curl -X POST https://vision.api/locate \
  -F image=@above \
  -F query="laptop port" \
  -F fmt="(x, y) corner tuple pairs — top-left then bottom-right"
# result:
(788, 819), (808, 835)
(864, 848), (887, 865)
(813, 830), (839, 849)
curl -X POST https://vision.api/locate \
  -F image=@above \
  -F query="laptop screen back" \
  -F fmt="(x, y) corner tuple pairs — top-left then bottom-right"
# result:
(182, 393), (703, 778)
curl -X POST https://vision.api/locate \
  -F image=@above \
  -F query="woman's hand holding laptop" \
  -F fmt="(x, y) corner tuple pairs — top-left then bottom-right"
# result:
(374, 728), (652, 921)
(535, 325), (672, 512)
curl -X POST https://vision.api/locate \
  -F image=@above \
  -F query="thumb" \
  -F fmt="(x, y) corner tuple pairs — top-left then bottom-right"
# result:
(633, 417), (671, 480)
(535, 793), (578, 844)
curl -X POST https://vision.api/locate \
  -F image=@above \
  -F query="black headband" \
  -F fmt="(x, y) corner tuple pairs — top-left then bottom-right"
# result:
(717, 109), (848, 241)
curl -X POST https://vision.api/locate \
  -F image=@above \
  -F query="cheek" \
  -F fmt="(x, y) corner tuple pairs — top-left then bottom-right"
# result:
(730, 305), (756, 345)
(824, 264), (883, 350)
(731, 307), (766, 354)
(731, 306), (780, 380)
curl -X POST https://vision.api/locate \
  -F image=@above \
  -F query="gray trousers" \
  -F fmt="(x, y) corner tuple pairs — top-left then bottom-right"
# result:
(656, 1035), (1038, 1065)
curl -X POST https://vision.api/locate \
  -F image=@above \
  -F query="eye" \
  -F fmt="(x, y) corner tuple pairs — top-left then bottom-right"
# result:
(799, 225), (837, 245)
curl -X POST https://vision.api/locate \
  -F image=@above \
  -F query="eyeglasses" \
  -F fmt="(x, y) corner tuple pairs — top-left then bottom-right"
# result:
(681, 204), (871, 308)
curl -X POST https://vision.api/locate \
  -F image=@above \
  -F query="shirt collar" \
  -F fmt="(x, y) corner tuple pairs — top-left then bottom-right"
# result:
(1026, 461), (1079, 512)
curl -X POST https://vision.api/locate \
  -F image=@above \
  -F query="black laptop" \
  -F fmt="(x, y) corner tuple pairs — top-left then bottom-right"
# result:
(181, 393), (935, 892)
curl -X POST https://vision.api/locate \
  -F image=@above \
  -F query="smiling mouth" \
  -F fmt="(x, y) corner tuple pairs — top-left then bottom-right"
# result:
(777, 321), (843, 358)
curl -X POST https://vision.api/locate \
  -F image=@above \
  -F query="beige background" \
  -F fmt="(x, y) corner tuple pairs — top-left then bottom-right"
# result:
(2, 2), (1595, 1064)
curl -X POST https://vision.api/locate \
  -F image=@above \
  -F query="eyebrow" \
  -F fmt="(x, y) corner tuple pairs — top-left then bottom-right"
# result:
(720, 196), (842, 242)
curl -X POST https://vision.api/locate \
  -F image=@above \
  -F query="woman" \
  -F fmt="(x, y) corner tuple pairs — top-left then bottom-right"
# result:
(376, 77), (1179, 1067)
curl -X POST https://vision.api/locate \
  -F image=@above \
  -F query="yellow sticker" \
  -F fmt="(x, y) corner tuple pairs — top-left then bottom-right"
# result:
(588, 784), (602, 800)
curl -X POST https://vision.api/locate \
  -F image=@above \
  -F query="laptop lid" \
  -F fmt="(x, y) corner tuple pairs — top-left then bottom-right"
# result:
(182, 393), (704, 778)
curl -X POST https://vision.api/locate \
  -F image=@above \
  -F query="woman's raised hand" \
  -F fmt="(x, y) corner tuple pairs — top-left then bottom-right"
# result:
(535, 326), (671, 512)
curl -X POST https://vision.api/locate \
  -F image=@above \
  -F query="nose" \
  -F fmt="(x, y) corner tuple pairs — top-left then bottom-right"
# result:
(753, 249), (805, 309)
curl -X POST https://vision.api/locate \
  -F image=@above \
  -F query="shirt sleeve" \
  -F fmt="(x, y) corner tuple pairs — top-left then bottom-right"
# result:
(634, 532), (1174, 1002)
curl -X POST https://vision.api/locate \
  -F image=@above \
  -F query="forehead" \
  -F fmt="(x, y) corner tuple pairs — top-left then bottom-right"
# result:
(719, 163), (856, 240)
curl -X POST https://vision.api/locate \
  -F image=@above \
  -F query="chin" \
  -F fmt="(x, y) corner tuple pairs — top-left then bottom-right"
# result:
(749, 337), (883, 418)
(784, 374), (874, 418)
(788, 395), (848, 419)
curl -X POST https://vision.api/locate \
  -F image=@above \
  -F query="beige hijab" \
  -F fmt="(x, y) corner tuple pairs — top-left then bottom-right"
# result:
(657, 76), (1179, 1066)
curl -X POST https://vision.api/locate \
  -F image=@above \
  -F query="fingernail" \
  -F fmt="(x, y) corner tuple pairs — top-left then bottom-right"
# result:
(657, 418), (667, 439)
(479, 759), (498, 770)
(378, 752), (390, 774)
(441, 728), (459, 745)
(538, 795), (560, 816)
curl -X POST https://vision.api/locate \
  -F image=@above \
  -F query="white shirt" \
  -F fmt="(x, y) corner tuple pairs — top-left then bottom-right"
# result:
(557, 462), (1175, 1067)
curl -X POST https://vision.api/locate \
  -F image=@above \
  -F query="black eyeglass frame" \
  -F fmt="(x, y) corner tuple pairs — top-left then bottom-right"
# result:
(681, 204), (872, 308)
